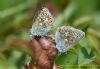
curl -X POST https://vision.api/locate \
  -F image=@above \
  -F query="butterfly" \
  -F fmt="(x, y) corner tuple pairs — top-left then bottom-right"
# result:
(30, 7), (85, 53)
(55, 26), (85, 53)
(30, 7), (54, 36)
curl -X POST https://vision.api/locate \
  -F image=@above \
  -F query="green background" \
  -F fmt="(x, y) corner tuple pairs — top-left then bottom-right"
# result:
(0, 0), (100, 69)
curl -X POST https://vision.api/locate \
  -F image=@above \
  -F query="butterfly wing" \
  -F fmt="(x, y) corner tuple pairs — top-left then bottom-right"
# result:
(30, 7), (54, 36)
(55, 26), (85, 53)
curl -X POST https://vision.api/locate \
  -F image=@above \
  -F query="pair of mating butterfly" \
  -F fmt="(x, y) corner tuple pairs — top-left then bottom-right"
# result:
(30, 7), (85, 53)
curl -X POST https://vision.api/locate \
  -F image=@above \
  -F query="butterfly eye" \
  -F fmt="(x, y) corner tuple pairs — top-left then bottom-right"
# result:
(55, 26), (85, 53)
(30, 7), (54, 36)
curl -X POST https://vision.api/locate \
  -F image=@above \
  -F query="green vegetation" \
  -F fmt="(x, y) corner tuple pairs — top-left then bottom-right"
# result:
(0, 0), (100, 69)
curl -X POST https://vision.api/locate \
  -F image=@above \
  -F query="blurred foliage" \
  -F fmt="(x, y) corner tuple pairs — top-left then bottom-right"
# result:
(0, 0), (100, 69)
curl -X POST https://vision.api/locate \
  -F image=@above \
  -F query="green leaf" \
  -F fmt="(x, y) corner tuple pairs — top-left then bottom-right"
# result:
(55, 51), (78, 69)
(79, 37), (91, 55)
(78, 48), (95, 65)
